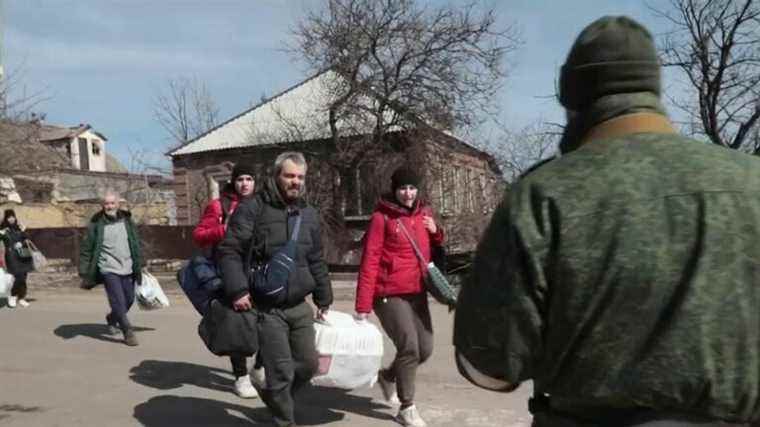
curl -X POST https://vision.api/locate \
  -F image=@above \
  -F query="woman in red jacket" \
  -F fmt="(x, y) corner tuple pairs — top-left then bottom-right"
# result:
(355, 166), (444, 427)
(192, 163), (263, 399)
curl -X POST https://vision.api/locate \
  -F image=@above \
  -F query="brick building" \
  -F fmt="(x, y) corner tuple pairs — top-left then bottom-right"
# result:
(168, 71), (503, 264)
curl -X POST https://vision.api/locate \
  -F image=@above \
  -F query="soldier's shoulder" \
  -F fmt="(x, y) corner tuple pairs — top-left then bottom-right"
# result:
(519, 157), (556, 179)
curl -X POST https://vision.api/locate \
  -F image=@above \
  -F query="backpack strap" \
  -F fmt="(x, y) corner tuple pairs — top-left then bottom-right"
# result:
(289, 213), (302, 242)
(244, 194), (266, 273)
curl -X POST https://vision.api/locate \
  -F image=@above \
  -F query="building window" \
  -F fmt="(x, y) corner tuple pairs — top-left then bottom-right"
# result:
(440, 168), (453, 214)
(91, 141), (101, 156)
(452, 168), (462, 213)
(464, 169), (474, 213)
(343, 165), (379, 217)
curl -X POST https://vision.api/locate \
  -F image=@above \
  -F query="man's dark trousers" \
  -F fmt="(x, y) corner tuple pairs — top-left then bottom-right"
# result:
(257, 301), (318, 427)
(102, 273), (135, 332)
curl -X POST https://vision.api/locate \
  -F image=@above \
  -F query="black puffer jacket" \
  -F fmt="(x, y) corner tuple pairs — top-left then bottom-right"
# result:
(1, 225), (34, 275)
(217, 178), (333, 309)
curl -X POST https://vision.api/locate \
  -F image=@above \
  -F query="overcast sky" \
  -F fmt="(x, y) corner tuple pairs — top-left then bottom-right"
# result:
(3, 0), (684, 172)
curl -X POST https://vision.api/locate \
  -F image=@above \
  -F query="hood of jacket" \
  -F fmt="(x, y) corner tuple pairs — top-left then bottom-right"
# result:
(259, 177), (307, 210)
(90, 209), (132, 224)
(375, 193), (430, 218)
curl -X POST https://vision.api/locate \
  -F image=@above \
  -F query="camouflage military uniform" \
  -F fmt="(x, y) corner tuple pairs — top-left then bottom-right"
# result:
(454, 114), (760, 424)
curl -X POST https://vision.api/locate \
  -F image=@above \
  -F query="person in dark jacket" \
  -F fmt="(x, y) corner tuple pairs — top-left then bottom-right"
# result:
(79, 190), (143, 346)
(455, 16), (760, 426)
(0, 209), (34, 308)
(192, 163), (264, 399)
(218, 151), (333, 427)
(355, 166), (444, 427)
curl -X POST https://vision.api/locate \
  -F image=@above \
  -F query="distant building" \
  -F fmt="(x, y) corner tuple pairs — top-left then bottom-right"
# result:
(0, 120), (175, 227)
(39, 123), (108, 172)
(168, 70), (503, 263)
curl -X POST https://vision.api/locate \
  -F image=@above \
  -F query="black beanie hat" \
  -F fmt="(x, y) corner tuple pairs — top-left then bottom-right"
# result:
(3, 209), (15, 220)
(559, 16), (661, 111)
(391, 166), (421, 192)
(231, 163), (255, 182)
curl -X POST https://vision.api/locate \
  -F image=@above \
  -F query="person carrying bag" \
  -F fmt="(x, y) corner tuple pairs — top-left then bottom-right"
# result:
(354, 166), (444, 427)
(0, 210), (34, 308)
(191, 163), (263, 400)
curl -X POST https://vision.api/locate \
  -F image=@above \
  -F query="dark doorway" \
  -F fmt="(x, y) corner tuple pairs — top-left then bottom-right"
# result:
(78, 137), (89, 170)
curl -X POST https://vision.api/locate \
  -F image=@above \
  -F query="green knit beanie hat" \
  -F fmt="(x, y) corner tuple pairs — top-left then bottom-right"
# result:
(559, 16), (661, 111)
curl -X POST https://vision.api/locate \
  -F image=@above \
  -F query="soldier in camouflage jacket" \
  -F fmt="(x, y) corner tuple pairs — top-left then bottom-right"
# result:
(454, 16), (760, 426)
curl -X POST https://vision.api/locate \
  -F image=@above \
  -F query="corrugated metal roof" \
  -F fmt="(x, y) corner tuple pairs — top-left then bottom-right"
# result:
(169, 70), (399, 156)
(167, 69), (498, 166)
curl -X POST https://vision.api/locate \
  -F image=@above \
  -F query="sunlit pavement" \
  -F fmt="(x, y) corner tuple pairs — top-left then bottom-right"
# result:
(0, 288), (532, 427)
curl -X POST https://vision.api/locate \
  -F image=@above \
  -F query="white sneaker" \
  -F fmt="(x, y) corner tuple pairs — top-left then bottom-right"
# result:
(234, 375), (259, 399)
(250, 366), (266, 390)
(396, 405), (427, 427)
(378, 372), (401, 405)
(18, 299), (30, 308)
(7, 296), (17, 308)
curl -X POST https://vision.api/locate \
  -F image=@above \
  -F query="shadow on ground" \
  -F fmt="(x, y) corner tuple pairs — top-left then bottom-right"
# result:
(53, 323), (155, 344)
(133, 395), (271, 427)
(297, 386), (392, 425)
(129, 360), (390, 426)
(129, 359), (234, 393)
(0, 403), (45, 423)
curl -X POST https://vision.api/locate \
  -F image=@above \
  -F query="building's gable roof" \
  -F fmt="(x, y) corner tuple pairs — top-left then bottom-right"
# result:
(167, 70), (498, 173)
(169, 70), (408, 156)
(39, 124), (108, 144)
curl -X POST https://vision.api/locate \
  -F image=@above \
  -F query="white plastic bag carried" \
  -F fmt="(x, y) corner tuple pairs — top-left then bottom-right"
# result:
(311, 310), (384, 389)
(27, 240), (47, 271)
(135, 270), (170, 310)
(0, 268), (14, 299)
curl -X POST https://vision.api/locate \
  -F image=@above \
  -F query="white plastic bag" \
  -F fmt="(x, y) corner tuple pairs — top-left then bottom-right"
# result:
(0, 268), (14, 299)
(311, 310), (383, 389)
(136, 270), (170, 310)
(27, 241), (47, 271)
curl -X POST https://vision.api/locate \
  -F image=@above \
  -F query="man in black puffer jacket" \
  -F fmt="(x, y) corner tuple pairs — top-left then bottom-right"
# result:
(218, 151), (332, 427)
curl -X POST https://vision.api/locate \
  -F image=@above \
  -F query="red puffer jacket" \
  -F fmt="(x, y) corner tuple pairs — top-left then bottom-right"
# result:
(192, 191), (241, 248)
(355, 196), (444, 313)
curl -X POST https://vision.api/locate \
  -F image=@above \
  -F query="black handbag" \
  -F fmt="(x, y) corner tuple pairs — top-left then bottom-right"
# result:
(248, 213), (302, 306)
(198, 299), (258, 357)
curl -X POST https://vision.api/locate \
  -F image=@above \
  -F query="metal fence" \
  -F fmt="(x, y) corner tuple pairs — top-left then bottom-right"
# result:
(26, 225), (197, 263)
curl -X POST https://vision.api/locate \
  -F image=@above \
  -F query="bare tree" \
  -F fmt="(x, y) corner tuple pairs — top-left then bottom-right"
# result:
(653, 0), (760, 152)
(0, 67), (67, 178)
(153, 76), (220, 150)
(290, 0), (520, 246)
(484, 119), (560, 181)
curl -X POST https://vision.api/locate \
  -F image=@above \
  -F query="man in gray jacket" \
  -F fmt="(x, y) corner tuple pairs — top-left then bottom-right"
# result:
(218, 151), (332, 427)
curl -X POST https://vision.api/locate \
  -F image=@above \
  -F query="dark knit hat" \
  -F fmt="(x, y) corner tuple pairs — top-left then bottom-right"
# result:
(231, 163), (255, 182)
(559, 16), (661, 111)
(391, 166), (421, 191)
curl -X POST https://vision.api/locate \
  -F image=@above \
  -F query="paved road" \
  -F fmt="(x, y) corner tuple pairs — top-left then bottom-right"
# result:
(0, 289), (533, 427)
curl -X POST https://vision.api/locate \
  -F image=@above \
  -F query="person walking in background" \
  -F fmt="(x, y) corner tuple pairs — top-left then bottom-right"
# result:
(79, 190), (143, 347)
(218, 151), (333, 427)
(0, 209), (34, 308)
(354, 166), (444, 427)
(455, 16), (760, 426)
(192, 163), (264, 400)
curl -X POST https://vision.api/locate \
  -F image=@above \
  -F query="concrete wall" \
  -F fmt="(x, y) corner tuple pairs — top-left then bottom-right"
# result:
(0, 201), (174, 228)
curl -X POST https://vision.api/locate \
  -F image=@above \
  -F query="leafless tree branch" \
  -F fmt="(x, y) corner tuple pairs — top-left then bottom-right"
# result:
(653, 0), (760, 152)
